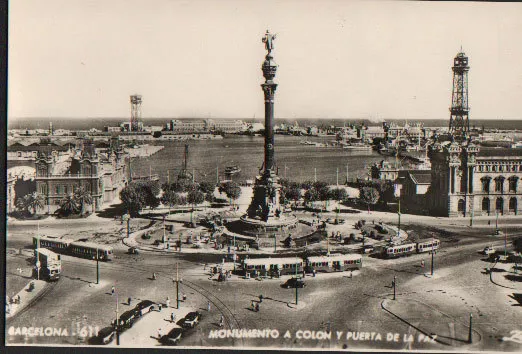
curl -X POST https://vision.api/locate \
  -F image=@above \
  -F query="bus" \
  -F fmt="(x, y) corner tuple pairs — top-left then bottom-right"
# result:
(242, 257), (303, 277)
(305, 254), (362, 273)
(34, 248), (61, 281)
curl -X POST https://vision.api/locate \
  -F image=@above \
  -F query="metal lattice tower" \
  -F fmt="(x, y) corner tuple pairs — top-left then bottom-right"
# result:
(448, 50), (470, 140)
(130, 94), (142, 132)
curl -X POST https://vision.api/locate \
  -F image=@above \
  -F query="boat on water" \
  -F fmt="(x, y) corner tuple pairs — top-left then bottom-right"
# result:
(342, 143), (372, 151)
(225, 165), (241, 176)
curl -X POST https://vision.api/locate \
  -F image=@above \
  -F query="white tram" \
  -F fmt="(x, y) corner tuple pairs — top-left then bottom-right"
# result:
(383, 242), (416, 258)
(305, 254), (362, 273)
(242, 257), (304, 277)
(34, 248), (62, 281)
(416, 238), (440, 253)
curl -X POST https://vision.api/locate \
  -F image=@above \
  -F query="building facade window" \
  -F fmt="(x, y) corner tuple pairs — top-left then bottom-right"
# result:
(482, 198), (490, 213)
(495, 177), (505, 193)
(481, 177), (491, 193)
(509, 197), (517, 212)
(458, 199), (465, 213)
(509, 177), (518, 193)
(496, 197), (504, 213)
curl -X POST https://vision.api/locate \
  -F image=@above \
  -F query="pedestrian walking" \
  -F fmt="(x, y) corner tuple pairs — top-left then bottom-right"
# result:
(350, 271), (353, 278)
(207, 301), (211, 312)
(16, 295), (21, 304)
(158, 303), (162, 311)
(421, 260), (425, 268)
(111, 286), (115, 295)
(259, 294), (263, 303)
(157, 328), (163, 339)
(219, 315), (224, 327)
(255, 303), (259, 312)
(152, 272), (157, 280)
(128, 297), (132, 305)
(171, 312), (176, 323)
(166, 297), (170, 308)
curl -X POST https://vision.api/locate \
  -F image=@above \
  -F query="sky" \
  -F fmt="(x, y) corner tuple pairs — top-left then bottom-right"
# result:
(8, 0), (522, 121)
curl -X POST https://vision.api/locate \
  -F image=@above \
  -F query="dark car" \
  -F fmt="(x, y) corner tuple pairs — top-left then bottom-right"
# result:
(160, 327), (183, 345)
(135, 300), (156, 315)
(182, 311), (202, 328)
(282, 278), (306, 289)
(96, 326), (116, 345)
(115, 309), (139, 329)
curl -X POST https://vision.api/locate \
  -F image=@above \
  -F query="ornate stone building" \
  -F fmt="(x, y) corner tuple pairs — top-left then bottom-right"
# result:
(35, 138), (127, 214)
(428, 140), (522, 217)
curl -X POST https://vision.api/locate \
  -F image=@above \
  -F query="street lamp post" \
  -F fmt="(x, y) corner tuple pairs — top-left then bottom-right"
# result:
(468, 313), (473, 343)
(36, 222), (40, 281)
(176, 262), (180, 309)
(431, 246), (435, 276)
(295, 260), (299, 305)
(96, 247), (99, 284)
(115, 292), (120, 345)
(393, 275), (397, 300)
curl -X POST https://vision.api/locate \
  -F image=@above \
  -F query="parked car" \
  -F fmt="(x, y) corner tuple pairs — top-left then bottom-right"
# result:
(95, 326), (116, 345)
(361, 245), (374, 254)
(128, 247), (139, 255)
(135, 300), (156, 315)
(115, 309), (139, 329)
(182, 311), (202, 328)
(160, 328), (183, 345)
(483, 246), (496, 255)
(282, 278), (306, 289)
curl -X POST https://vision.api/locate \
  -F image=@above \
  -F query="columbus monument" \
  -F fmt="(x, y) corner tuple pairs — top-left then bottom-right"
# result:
(229, 30), (309, 245)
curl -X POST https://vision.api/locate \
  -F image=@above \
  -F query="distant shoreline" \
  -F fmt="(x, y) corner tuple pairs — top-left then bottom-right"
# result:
(8, 117), (522, 131)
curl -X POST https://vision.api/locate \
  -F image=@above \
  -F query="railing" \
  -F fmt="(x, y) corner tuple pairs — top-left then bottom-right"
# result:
(36, 174), (99, 179)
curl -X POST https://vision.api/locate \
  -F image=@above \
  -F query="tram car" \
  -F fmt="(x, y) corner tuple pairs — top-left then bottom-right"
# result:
(242, 257), (303, 277)
(33, 236), (73, 252)
(33, 236), (113, 261)
(416, 238), (440, 253)
(383, 238), (441, 258)
(382, 242), (417, 258)
(69, 241), (114, 261)
(305, 254), (362, 273)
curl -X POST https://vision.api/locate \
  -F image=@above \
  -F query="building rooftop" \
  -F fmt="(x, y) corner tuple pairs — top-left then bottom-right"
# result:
(478, 147), (522, 158)
(408, 171), (431, 185)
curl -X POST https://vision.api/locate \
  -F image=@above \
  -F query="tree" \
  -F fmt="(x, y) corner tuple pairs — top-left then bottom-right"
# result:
(282, 182), (302, 207)
(120, 184), (145, 217)
(329, 188), (348, 201)
(198, 181), (216, 195)
(18, 192), (45, 215)
(187, 190), (205, 205)
(359, 186), (380, 212)
(58, 194), (78, 216)
(161, 189), (181, 209)
(300, 180), (315, 190)
(219, 181), (242, 205)
(304, 188), (320, 209)
(74, 187), (93, 215)
(119, 180), (159, 216)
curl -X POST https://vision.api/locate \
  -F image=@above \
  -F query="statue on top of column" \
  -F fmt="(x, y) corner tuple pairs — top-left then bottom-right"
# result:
(262, 30), (276, 53)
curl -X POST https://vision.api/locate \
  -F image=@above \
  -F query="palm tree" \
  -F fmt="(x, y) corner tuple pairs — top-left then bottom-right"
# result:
(74, 187), (93, 215)
(59, 194), (78, 216)
(25, 192), (45, 215)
